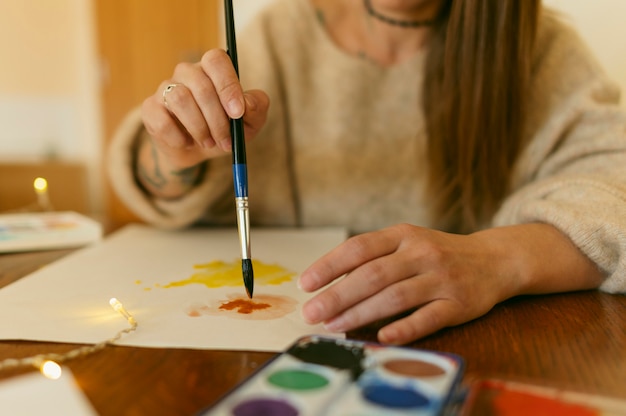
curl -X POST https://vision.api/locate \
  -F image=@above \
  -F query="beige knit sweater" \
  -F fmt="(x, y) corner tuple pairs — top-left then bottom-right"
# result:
(108, 0), (626, 293)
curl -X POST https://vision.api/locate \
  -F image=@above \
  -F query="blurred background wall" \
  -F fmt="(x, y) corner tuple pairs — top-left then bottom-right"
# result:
(0, 0), (102, 215)
(0, 0), (624, 224)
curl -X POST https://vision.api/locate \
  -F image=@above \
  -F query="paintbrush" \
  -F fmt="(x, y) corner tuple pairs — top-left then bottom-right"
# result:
(224, 0), (254, 298)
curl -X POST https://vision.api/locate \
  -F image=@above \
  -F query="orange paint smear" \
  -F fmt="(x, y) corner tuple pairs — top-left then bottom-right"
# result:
(491, 386), (599, 416)
(185, 294), (298, 320)
(219, 299), (271, 314)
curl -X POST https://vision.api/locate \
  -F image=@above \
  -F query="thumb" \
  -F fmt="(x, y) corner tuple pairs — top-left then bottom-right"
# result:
(242, 89), (270, 139)
(243, 89), (270, 115)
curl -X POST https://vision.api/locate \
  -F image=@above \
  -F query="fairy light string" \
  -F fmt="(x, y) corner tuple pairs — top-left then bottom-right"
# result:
(0, 298), (137, 378)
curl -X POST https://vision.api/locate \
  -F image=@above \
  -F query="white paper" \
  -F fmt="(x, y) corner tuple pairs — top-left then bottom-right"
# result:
(0, 225), (347, 352)
(0, 369), (98, 416)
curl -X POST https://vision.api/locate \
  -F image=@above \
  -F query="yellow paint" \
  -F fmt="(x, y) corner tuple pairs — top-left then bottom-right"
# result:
(161, 259), (296, 289)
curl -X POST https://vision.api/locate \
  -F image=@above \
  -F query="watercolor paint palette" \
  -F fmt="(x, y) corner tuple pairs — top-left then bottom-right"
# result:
(200, 335), (464, 416)
(0, 211), (102, 253)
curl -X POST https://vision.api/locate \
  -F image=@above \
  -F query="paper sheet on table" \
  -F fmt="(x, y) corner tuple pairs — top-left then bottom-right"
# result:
(0, 225), (347, 352)
(0, 369), (98, 416)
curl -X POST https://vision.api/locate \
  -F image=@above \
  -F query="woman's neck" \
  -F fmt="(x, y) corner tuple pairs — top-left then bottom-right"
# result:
(313, 0), (434, 66)
(360, 8), (431, 66)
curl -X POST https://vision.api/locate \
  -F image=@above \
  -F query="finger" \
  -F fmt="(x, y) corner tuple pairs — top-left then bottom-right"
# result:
(301, 250), (419, 325)
(159, 81), (216, 149)
(318, 272), (440, 332)
(200, 49), (245, 119)
(299, 228), (401, 292)
(378, 299), (465, 345)
(172, 61), (232, 151)
(142, 95), (194, 149)
(242, 90), (270, 140)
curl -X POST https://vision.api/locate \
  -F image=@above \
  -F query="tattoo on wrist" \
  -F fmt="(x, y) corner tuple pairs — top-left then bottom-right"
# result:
(137, 140), (204, 194)
(137, 141), (168, 189)
(170, 165), (202, 187)
(315, 9), (325, 26)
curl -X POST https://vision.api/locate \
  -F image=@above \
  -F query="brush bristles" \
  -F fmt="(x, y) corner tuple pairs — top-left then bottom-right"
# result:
(242, 259), (254, 298)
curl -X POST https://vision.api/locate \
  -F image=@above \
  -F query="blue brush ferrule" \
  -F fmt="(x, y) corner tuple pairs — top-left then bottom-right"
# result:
(233, 164), (248, 198)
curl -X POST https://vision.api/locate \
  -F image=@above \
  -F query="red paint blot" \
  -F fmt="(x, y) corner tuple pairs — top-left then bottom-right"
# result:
(219, 299), (271, 314)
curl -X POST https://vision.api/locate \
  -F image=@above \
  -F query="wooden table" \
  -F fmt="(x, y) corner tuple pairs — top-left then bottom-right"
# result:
(1, 248), (625, 415)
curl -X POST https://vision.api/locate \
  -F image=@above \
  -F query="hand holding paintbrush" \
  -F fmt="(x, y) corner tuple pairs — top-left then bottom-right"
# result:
(138, 59), (269, 199)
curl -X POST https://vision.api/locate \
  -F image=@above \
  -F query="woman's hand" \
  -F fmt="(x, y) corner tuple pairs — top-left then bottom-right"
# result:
(137, 49), (269, 198)
(298, 223), (603, 345)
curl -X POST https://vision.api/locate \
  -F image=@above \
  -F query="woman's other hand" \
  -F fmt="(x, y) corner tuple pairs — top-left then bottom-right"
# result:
(299, 223), (603, 345)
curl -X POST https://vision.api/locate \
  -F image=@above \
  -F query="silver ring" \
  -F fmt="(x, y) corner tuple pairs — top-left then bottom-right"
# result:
(162, 83), (183, 110)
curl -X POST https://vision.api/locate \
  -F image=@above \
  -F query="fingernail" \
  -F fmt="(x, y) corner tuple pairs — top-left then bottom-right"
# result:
(202, 139), (215, 149)
(244, 93), (257, 111)
(324, 317), (346, 333)
(297, 275), (310, 292)
(378, 326), (398, 344)
(298, 271), (318, 292)
(228, 98), (244, 118)
(302, 301), (323, 324)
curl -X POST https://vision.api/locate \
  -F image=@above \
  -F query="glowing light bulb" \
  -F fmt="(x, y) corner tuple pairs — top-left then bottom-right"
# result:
(109, 298), (136, 324)
(40, 360), (62, 380)
(33, 177), (48, 194)
(33, 177), (52, 211)
(109, 297), (123, 312)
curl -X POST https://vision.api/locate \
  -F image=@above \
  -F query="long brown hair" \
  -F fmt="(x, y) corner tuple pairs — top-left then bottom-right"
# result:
(423, 0), (541, 233)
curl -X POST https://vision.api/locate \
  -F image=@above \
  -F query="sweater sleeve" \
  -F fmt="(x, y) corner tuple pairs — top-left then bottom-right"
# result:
(106, 106), (234, 229)
(493, 16), (626, 294)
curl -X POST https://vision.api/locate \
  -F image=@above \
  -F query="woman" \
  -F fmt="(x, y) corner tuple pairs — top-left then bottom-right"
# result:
(108, 0), (626, 344)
